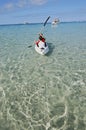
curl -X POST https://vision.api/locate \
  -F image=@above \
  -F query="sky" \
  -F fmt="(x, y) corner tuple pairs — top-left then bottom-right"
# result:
(0, 0), (86, 25)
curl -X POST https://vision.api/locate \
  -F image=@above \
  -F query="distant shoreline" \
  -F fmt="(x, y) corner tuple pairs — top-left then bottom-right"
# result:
(0, 21), (86, 26)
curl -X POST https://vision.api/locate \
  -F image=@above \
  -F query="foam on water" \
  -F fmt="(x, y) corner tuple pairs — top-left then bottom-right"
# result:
(0, 22), (86, 130)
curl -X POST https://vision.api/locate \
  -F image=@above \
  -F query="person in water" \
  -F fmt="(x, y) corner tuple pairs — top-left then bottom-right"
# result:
(35, 33), (47, 47)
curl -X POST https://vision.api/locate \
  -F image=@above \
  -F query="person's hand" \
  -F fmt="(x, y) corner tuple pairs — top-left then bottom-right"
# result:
(34, 40), (36, 44)
(39, 33), (43, 36)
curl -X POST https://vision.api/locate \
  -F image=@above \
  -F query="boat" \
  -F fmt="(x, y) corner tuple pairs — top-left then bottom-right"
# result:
(35, 41), (49, 55)
(52, 18), (60, 25)
(23, 21), (29, 24)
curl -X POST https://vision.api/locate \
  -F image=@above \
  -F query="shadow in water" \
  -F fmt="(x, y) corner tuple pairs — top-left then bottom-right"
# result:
(46, 43), (55, 56)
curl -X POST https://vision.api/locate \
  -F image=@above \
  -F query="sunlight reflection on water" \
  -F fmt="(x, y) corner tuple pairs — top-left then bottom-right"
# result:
(0, 23), (86, 130)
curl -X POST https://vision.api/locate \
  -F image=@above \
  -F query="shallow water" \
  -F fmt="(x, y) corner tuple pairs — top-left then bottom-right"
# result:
(0, 22), (86, 130)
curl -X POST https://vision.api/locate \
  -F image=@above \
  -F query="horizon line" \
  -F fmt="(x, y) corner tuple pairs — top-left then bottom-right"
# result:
(0, 20), (86, 26)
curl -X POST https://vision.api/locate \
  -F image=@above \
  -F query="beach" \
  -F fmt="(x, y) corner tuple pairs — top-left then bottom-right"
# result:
(0, 22), (86, 130)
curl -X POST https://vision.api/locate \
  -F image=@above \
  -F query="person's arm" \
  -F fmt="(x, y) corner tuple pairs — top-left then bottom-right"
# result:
(35, 40), (40, 46)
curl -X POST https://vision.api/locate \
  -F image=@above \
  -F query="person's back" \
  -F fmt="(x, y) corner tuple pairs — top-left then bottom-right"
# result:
(35, 33), (47, 47)
(39, 34), (45, 42)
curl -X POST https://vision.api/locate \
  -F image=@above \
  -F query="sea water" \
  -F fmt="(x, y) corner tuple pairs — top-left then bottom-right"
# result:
(0, 22), (86, 130)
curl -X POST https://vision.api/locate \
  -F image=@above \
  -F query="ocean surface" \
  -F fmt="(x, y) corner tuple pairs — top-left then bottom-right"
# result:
(0, 22), (86, 130)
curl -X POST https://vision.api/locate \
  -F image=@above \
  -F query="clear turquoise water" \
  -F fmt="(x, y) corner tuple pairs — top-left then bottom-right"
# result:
(0, 22), (86, 130)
